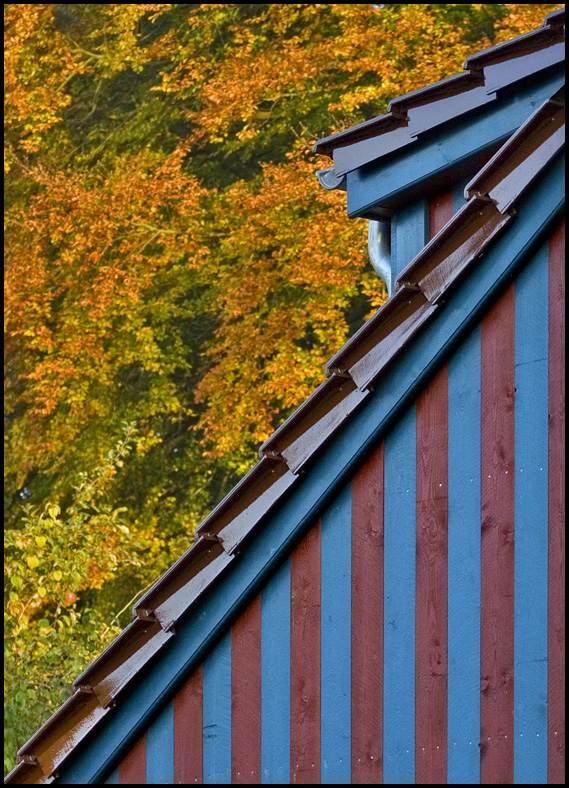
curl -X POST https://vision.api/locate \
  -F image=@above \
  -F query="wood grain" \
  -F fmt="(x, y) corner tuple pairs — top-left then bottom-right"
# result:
(352, 443), (384, 784)
(415, 365), (448, 784)
(174, 667), (203, 784)
(119, 733), (146, 784)
(480, 284), (515, 784)
(290, 523), (321, 784)
(232, 595), (262, 784)
(429, 190), (454, 238)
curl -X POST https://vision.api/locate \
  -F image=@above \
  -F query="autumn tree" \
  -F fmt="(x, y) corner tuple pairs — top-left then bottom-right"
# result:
(4, 3), (562, 772)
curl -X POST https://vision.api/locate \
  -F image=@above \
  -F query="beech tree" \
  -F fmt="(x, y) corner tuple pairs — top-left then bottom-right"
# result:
(4, 3), (562, 772)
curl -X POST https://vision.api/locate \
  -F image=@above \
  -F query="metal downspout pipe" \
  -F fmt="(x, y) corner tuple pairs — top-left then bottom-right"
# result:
(368, 218), (392, 296)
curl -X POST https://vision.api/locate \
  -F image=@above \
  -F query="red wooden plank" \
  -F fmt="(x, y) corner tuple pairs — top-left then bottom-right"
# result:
(174, 666), (203, 784)
(548, 219), (565, 785)
(480, 284), (515, 784)
(415, 365), (448, 784)
(119, 733), (146, 784)
(231, 594), (262, 784)
(429, 190), (454, 238)
(352, 443), (384, 784)
(291, 522), (321, 784)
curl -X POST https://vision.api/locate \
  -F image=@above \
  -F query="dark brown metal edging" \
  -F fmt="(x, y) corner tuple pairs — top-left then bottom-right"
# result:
(260, 372), (357, 459)
(466, 99), (565, 205)
(464, 16), (564, 70)
(195, 455), (289, 538)
(325, 284), (427, 376)
(5, 19), (565, 782)
(313, 112), (408, 156)
(387, 70), (484, 114)
(313, 7), (564, 159)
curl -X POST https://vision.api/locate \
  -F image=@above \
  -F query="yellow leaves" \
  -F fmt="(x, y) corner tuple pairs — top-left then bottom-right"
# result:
(53, 570), (63, 582)
(26, 556), (40, 570)
(35, 536), (46, 547)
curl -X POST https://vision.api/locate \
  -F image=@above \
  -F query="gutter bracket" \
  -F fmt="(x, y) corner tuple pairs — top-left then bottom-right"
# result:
(316, 167), (347, 191)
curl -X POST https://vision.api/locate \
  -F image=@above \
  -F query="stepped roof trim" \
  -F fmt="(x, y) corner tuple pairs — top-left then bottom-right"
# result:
(313, 8), (565, 176)
(5, 11), (565, 785)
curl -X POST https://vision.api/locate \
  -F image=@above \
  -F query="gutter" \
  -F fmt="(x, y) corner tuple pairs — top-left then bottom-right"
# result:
(317, 166), (393, 294)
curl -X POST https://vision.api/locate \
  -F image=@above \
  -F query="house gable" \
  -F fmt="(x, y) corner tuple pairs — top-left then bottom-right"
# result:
(48, 140), (564, 786)
(98, 209), (562, 785)
(6, 12), (565, 786)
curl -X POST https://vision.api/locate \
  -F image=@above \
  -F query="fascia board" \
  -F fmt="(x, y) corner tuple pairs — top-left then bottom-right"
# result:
(53, 152), (564, 786)
(346, 69), (564, 218)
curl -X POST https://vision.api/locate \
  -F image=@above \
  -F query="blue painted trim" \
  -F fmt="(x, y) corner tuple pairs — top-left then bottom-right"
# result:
(452, 178), (470, 215)
(203, 632), (232, 784)
(146, 701), (174, 784)
(261, 558), (291, 785)
(102, 768), (118, 784)
(383, 406), (416, 784)
(346, 70), (563, 217)
(514, 244), (549, 785)
(55, 155), (563, 785)
(320, 483), (352, 784)
(447, 325), (481, 784)
(392, 200), (429, 289)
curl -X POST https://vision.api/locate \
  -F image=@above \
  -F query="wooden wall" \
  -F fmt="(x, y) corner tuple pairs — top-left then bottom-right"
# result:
(103, 207), (564, 785)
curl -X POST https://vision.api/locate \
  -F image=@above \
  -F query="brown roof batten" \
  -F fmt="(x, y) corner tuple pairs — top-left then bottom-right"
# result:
(134, 537), (234, 628)
(260, 373), (369, 474)
(313, 8), (564, 173)
(4, 10), (565, 785)
(397, 199), (512, 303)
(464, 10), (564, 70)
(387, 70), (484, 115)
(16, 692), (110, 782)
(465, 99), (565, 214)
(74, 618), (173, 705)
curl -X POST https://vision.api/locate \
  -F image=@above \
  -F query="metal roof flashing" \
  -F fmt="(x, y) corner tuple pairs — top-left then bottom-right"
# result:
(313, 10), (565, 180)
(4, 11), (565, 785)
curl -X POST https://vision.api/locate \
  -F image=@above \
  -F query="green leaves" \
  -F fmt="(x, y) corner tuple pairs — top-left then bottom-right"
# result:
(4, 426), (139, 773)
(4, 3), (563, 776)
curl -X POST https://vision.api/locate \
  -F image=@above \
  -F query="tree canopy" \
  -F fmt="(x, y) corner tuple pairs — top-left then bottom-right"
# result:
(4, 3), (562, 773)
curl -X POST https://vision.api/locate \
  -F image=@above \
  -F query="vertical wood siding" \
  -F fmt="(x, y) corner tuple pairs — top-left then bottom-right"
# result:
(231, 595), (261, 784)
(351, 443), (384, 784)
(480, 283), (516, 784)
(107, 217), (564, 786)
(548, 219), (565, 786)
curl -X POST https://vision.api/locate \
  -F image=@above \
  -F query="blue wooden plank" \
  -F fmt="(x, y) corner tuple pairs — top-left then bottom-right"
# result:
(103, 768), (119, 784)
(452, 178), (470, 215)
(203, 631), (231, 784)
(321, 483), (352, 784)
(447, 325), (481, 784)
(55, 156), (563, 786)
(261, 557), (291, 784)
(392, 200), (429, 290)
(383, 406), (416, 784)
(146, 701), (174, 784)
(347, 70), (563, 217)
(514, 243), (549, 785)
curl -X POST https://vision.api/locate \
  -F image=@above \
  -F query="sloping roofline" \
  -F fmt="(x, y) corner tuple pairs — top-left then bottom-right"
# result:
(313, 7), (565, 171)
(5, 14), (565, 786)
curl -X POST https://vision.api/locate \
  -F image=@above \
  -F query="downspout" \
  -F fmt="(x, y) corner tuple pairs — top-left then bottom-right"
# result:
(367, 219), (392, 296)
(316, 166), (393, 296)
